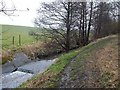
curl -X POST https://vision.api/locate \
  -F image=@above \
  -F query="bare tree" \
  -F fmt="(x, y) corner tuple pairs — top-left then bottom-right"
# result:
(34, 1), (118, 53)
(86, 2), (93, 44)
(72, 2), (93, 46)
(35, 1), (74, 52)
(93, 2), (113, 38)
(116, 2), (120, 33)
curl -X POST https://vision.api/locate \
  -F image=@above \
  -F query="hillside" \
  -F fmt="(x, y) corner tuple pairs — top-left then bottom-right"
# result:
(20, 35), (118, 88)
(1, 24), (39, 49)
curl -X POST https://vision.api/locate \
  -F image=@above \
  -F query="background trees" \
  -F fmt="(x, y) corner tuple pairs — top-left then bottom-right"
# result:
(93, 2), (111, 38)
(35, 2), (75, 52)
(35, 1), (119, 52)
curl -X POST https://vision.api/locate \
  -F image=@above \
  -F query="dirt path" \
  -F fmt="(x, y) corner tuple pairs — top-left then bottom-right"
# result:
(58, 38), (118, 88)
(58, 53), (101, 88)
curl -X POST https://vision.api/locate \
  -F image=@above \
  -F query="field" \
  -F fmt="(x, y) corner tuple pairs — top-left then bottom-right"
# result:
(1, 24), (39, 50)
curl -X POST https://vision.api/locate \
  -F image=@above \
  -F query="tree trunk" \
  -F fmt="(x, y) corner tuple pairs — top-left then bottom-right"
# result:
(66, 2), (71, 52)
(86, 2), (93, 44)
(81, 2), (85, 46)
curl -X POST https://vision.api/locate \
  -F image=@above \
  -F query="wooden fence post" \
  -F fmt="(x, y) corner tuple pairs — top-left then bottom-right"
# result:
(19, 34), (21, 46)
(13, 36), (14, 47)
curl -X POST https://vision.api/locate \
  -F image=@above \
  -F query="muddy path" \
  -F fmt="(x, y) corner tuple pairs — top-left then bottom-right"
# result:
(58, 54), (101, 88)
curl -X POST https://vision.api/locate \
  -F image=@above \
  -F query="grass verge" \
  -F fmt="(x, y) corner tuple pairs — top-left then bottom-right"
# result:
(19, 35), (118, 88)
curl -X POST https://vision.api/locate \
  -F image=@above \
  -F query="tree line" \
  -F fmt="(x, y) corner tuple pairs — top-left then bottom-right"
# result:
(1, 1), (119, 52)
(34, 1), (119, 52)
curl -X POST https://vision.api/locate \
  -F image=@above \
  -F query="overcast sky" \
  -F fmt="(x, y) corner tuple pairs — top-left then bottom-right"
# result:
(0, 0), (55, 27)
(0, 0), (118, 27)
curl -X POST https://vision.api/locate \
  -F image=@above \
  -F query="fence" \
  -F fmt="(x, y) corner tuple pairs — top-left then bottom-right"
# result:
(2, 34), (21, 49)
(12, 35), (21, 47)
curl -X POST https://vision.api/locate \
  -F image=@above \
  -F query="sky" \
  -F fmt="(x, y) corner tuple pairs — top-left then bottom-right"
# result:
(0, 0), (118, 27)
(0, 0), (55, 27)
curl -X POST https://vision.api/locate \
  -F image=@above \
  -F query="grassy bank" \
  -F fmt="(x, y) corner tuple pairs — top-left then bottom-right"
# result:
(19, 35), (118, 88)
(68, 35), (118, 88)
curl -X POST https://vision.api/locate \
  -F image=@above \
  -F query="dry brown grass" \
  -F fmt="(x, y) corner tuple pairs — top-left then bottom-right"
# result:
(21, 41), (45, 59)
(85, 37), (118, 88)
(1, 41), (45, 64)
(2, 50), (13, 64)
(95, 38), (118, 87)
(25, 72), (56, 88)
(65, 35), (119, 88)
(2, 39), (61, 64)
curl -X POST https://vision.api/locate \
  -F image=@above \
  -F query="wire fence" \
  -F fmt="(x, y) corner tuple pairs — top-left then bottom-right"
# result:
(2, 34), (22, 49)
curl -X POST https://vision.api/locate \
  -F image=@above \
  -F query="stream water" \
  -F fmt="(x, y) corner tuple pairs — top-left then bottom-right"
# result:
(0, 52), (56, 89)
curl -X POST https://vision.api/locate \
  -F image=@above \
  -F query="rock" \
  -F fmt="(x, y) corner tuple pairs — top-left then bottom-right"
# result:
(2, 52), (32, 74)
(2, 62), (16, 74)
(12, 53), (31, 67)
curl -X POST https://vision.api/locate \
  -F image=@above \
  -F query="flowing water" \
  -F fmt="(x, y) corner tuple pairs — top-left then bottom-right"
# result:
(0, 52), (56, 89)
